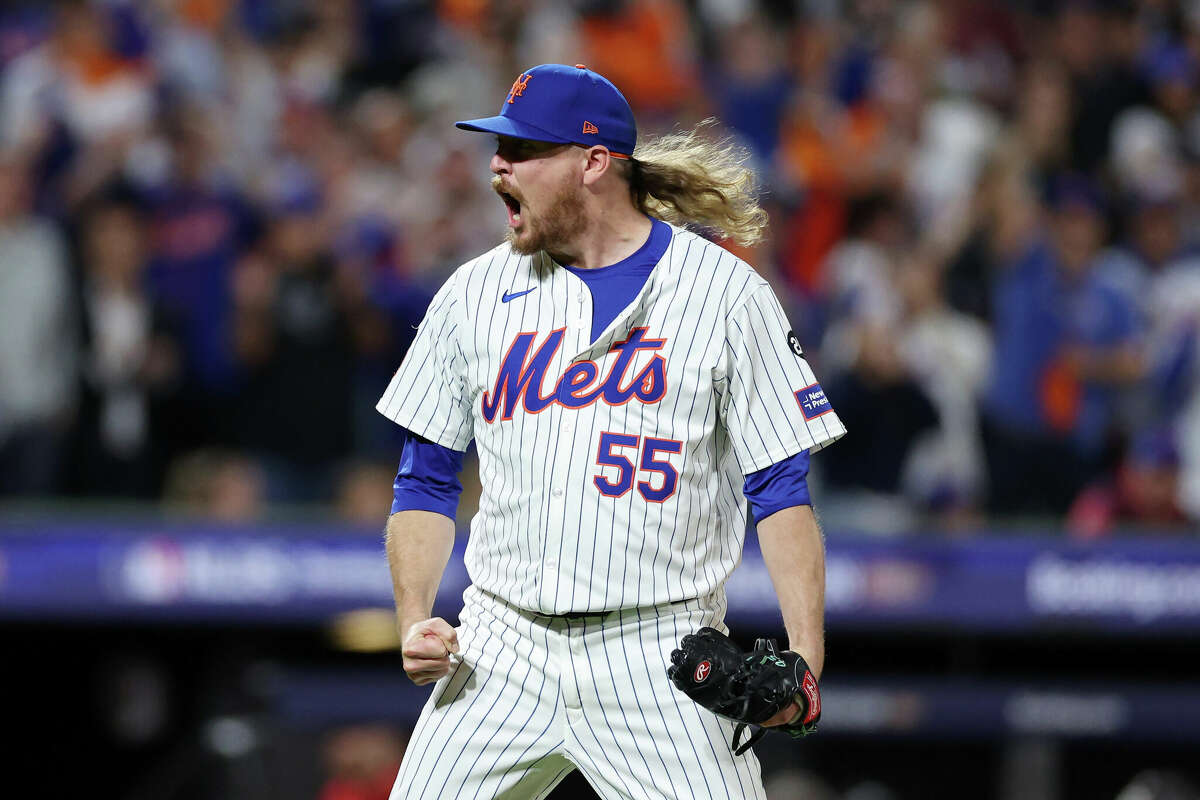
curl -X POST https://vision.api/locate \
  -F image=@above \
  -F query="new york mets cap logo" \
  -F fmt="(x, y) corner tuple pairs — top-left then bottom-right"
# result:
(455, 63), (637, 158)
(507, 73), (532, 104)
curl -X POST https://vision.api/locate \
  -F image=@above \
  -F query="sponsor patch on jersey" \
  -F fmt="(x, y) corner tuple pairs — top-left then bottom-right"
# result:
(694, 660), (712, 683)
(794, 383), (832, 421)
(786, 330), (804, 357)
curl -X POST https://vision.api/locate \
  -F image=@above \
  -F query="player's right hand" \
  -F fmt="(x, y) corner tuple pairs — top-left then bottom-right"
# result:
(401, 617), (460, 685)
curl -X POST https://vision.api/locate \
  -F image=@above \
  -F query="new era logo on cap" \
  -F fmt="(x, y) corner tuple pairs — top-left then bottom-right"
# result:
(455, 63), (637, 158)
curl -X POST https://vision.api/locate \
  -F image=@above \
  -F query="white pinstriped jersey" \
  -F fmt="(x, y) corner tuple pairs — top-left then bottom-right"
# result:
(377, 224), (845, 614)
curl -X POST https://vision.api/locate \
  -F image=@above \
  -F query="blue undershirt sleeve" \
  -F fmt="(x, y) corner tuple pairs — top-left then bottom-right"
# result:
(743, 449), (811, 524)
(391, 427), (466, 520)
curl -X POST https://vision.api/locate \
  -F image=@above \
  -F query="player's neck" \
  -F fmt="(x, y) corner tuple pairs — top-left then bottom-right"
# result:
(553, 202), (653, 270)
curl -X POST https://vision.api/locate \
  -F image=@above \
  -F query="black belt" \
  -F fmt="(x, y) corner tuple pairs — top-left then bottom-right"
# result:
(550, 609), (616, 621)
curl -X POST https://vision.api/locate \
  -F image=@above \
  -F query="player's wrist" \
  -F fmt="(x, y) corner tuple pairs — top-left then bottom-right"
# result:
(784, 639), (823, 680)
(397, 610), (433, 638)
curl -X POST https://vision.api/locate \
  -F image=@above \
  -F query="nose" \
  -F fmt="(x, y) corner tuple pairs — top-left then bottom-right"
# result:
(490, 152), (511, 176)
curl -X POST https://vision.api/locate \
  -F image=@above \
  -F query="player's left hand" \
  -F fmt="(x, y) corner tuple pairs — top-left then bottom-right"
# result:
(760, 701), (803, 727)
(668, 627), (821, 755)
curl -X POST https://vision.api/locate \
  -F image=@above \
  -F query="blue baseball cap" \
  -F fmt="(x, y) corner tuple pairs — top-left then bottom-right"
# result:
(456, 63), (636, 159)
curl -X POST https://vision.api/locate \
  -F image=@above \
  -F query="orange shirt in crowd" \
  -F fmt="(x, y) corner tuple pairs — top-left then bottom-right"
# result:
(579, 0), (696, 113)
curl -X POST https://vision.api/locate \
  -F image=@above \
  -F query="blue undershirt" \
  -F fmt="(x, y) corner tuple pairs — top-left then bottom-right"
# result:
(391, 218), (810, 520)
(562, 217), (672, 342)
(390, 429), (466, 517)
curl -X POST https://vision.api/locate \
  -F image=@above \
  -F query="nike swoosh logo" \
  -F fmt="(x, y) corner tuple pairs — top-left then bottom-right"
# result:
(502, 287), (536, 303)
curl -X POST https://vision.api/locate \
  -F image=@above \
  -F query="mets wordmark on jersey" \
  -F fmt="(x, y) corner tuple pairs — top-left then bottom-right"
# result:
(377, 225), (846, 614)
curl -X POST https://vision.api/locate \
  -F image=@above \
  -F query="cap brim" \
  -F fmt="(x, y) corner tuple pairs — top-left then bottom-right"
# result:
(454, 115), (573, 144)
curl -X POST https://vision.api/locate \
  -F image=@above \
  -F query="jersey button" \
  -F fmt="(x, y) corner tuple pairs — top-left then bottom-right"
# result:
(552, 488), (564, 498)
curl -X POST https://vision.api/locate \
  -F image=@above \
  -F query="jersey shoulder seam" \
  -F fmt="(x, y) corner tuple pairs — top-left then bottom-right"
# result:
(664, 227), (769, 321)
(723, 265), (770, 322)
(666, 227), (767, 295)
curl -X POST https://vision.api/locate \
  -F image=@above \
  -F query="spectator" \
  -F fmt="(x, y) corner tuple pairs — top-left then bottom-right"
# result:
(1151, 257), (1200, 522)
(318, 724), (406, 800)
(1, 0), (154, 151)
(1059, 1), (1149, 174)
(577, 0), (699, 120)
(230, 182), (360, 502)
(334, 460), (397, 526)
(142, 108), (258, 414)
(0, 152), (76, 495)
(161, 448), (265, 522)
(704, 18), (793, 170)
(939, 59), (1070, 325)
(1068, 427), (1191, 537)
(896, 253), (993, 517)
(820, 320), (940, 517)
(67, 192), (183, 497)
(1144, 42), (1198, 132)
(983, 176), (1145, 515)
(819, 191), (986, 523)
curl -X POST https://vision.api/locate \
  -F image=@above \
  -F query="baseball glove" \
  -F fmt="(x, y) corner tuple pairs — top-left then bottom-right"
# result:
(667, 627), (821, 756)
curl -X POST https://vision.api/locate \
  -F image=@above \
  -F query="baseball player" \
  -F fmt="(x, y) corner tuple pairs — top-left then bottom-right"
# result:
(378, 63), (845, 799)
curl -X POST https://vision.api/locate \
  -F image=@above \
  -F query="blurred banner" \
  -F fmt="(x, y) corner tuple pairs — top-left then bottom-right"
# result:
(274, 667), (1200, 743)
(3, 521), (1199, 631)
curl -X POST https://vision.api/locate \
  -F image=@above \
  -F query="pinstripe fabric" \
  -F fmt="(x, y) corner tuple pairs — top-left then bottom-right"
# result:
(390, 586), (766, 800)
(376, 227), (846, 616)
(380, 227), (843, 796)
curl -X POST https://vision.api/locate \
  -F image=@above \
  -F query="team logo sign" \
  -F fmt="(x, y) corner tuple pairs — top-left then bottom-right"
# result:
(694, 660), (712, 683)
(786, 330), (804, 357)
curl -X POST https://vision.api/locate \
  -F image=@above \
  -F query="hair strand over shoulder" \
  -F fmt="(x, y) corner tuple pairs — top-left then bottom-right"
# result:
(626, 119), (767, 247)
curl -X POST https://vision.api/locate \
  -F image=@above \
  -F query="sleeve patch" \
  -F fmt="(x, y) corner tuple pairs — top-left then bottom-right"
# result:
(794, 383), (833, 421)
(786, 330), (804, 357)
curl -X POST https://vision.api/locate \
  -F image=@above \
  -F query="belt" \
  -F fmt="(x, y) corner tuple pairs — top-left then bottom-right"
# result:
(551, 610), (616, 621)
(474, 587), (714, 624)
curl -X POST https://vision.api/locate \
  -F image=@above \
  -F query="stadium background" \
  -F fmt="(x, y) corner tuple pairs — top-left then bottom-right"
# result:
(1, 0), (1199, 798)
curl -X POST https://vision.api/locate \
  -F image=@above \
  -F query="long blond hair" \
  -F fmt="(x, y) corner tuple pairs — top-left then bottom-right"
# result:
(625, 119), (767, 247)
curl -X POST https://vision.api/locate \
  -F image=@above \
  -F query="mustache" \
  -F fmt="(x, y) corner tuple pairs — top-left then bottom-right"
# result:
(491, 176), (523, 203)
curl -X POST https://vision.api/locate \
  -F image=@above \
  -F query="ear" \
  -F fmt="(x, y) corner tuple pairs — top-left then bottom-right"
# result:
(580, 146), (612, 187)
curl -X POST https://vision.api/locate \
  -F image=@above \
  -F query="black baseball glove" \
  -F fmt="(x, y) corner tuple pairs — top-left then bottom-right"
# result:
(667, 627), (821, 755)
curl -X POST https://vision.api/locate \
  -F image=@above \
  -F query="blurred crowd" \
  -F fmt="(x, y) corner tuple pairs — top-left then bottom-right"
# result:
(1, 0), (1199, 535)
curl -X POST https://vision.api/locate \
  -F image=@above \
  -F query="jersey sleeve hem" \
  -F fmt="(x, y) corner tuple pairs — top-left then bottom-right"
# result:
(753, 501), (813, 524)
(387, 505), (457, 523)
(737, 428), (847, 474)
(375, 402), (473, 452)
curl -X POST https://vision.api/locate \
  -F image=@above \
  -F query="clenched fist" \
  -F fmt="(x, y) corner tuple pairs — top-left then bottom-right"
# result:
(401, 618), (460, 685)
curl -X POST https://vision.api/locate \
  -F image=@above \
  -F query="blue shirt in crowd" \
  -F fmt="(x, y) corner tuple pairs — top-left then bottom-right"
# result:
(985, 239), (1141, 454)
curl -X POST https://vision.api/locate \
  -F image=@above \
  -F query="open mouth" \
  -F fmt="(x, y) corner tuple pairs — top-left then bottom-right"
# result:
(498, 189), (522, 227)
